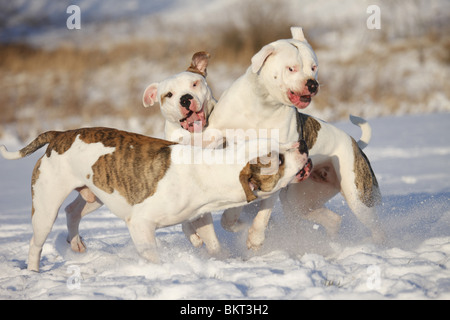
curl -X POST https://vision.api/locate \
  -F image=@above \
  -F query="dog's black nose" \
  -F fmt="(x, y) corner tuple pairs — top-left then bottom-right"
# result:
(180, 94), (193, 109)
(306, 79), (319, 94)
(299, 139), (309, 156)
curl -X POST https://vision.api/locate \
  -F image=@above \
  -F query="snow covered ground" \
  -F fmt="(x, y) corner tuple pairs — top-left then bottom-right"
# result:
(0, 112), (449, 300)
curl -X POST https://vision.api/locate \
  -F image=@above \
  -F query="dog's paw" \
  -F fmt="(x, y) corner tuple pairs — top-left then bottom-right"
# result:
(69, 235), (87, 253)
(189, 233), (204, 248)
(246, 227), (265, 251)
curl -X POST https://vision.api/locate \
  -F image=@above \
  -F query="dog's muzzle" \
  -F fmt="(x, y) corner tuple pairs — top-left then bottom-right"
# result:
(179, 95), (207, 133)
(306, 79), (319, 95)
(180, 94), (193, 109)
(288, 79), (319, 109)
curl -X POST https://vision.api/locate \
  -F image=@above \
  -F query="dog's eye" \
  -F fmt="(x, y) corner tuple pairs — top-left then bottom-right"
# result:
(312, 65), (318, 72)
(192, 81), (199, 88)
(288, 67), (294, 72)
(165, 92), (173, 98)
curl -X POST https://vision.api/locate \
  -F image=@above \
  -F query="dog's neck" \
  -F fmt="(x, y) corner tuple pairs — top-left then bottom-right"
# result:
(207, 67), (299, 143)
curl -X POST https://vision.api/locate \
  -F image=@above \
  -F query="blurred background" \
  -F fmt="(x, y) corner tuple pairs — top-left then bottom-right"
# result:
(0, 0), (449, 142)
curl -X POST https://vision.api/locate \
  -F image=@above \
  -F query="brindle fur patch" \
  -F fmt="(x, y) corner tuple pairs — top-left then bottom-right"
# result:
(45, 131), (79, 157)
(25, 127), (176, 210)
(297, 113), (321, 150)
(82, 128), (176, 206)
(31, 156), (42, 217)
(17, 131), (61, 158)
(239, 153), (285, 203)
(352, 138), (380, 207)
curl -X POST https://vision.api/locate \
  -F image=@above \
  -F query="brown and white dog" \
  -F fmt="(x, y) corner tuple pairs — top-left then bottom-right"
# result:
(0, 128), (309, 272)
(63, 52), (219, 255)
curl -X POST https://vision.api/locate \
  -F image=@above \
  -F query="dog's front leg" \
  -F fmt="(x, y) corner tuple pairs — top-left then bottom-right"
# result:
(182, 221), (204, 248)
(127, 217), (159, 263)
(247, 193), (278, 250)
(187, 213), (221, 255)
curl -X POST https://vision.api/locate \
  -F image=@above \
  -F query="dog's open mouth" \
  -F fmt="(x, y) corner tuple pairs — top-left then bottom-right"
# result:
(179, 107), (207, 133)
(288, 90), (312, 109)
(296, 158), (313, 182)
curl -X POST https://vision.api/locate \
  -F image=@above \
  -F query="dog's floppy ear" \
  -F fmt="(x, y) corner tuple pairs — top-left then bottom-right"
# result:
(142, 83), (159, 107)
(187, 51), (210, 77)
(291, 26), (307, 42)
(239, 163), (258, 203)
(251, 44), (276, 74)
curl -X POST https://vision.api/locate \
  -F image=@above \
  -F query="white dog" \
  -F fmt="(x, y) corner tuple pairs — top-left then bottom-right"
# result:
(0, 128), (309, 272)
(63, 52), (220, 255)
(203, 27), (383, 249)
(142, 51), (216, 138)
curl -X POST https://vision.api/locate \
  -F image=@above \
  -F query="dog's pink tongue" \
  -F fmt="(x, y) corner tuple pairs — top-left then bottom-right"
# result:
(193, 121), (203, 132)
(185, 110), (206, 133)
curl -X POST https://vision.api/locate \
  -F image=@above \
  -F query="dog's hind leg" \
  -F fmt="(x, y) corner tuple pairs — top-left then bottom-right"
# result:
(65, 194), (103, 253)
(189, 213), (221, 255)
(280, 163), (342, 237)
(337, 142), (384, 243)
(28, 160), (76, 272)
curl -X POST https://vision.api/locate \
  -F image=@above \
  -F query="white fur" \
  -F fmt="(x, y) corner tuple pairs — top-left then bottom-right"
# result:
(0, 146), (21, 160)
(204, 27), (383, 249)
(143, 71), (216, 139)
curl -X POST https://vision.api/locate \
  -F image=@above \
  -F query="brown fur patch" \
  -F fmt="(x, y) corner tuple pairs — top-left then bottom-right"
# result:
(31, 127), (176, 206)
(45, 131), (79, 157)
(18, 131), (61, 158)
(160, 92), (170, 107)
(31, 157), (42, 217)
(239, 153), (285, 203)
(352, 138), (380, 207)
(186, 51), (210, 77)
(26, 128), (176, 211)
(297, 113), (321, 150)
(82, 128), (176, 206)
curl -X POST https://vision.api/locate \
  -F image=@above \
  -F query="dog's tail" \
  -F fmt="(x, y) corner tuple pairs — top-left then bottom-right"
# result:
(0, 131), (60, 160)
(350, 115), (372, 150)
